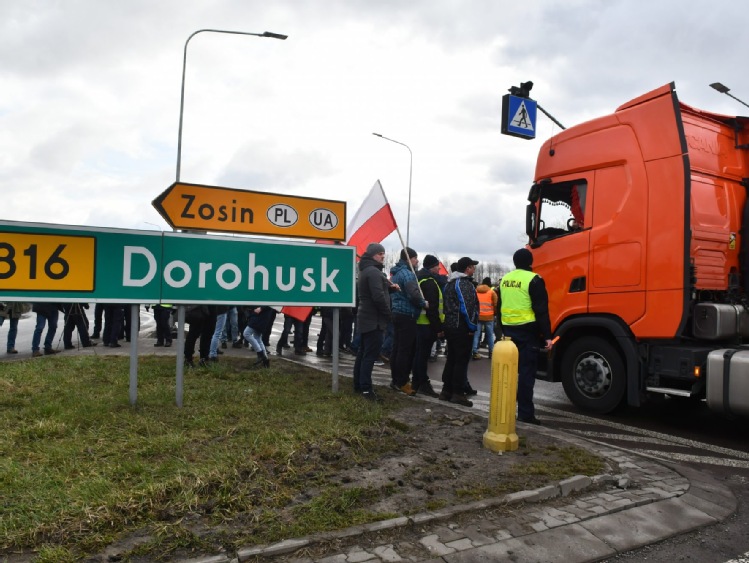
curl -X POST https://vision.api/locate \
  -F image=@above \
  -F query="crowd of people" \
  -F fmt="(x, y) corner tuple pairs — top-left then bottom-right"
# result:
(349, 242), (553, 425)
(1, 243), (553, 423)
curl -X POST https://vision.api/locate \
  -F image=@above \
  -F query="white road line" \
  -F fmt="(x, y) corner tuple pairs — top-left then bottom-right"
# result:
(536, 404), (749, 461)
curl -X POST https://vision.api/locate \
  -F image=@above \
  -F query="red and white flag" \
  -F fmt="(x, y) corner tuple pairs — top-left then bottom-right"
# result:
(281, 182), (396, 323)
(346, 180), (398, 258)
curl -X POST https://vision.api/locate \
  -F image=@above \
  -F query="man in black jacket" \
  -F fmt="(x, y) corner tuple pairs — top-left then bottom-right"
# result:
(353, 243), (394, 401)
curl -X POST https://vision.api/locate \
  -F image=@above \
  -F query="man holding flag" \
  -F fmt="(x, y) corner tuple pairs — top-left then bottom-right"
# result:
(353, 243), (395, 401)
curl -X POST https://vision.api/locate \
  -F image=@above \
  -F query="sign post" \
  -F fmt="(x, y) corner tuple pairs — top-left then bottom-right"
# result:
(0, 220), (356, 406)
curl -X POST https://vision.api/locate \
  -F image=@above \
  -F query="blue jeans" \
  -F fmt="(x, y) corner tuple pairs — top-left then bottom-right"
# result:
(32, 310), (59, 352)
(473, 320), (495, 354)
(2, 316), (19, 351)
(210, 313), (227, 358)
(243, 325), (266, 355)
(222, 307), (238, 343)
(354, 329), (383, 393)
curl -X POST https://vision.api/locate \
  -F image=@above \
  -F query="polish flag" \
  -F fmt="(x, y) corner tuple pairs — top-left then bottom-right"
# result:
(346, 180), (398, 258)
(281, 182), (396, 323)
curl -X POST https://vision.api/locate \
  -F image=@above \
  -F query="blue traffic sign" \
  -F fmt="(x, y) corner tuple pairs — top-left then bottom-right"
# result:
(501, 94), (537, 140)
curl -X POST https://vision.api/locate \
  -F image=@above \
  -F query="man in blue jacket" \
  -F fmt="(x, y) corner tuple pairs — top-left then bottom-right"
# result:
(389, 247), (427, 396)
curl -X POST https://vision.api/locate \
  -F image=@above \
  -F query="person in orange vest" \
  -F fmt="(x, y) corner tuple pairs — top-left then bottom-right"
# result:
(472, 277), (498, 360)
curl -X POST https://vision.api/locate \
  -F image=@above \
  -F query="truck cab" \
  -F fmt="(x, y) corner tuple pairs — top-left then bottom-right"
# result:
(525, 83), (749, 414)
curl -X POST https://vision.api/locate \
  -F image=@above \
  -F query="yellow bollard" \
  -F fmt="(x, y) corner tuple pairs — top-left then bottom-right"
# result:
(483, 337), (519, 452)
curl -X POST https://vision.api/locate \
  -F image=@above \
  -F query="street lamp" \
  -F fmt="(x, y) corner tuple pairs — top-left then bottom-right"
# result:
(709, 82), (749, 110)
(372, 132), (413, 246)
(176, 29), (288, 181)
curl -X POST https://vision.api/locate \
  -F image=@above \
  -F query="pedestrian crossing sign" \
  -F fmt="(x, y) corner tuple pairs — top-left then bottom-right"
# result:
(501, 94), (537, 140)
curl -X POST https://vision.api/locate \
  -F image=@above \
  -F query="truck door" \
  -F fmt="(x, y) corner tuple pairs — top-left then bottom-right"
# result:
(527, 176), (592, 332)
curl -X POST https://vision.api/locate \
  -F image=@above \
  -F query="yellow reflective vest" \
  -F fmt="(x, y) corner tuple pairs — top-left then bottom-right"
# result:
(500, 269), (537, 326)
(417, 277), (444, 325)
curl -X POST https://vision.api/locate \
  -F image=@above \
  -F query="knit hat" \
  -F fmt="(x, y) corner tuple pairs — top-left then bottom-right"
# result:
(513, 248), (533, 269)
(482, 277), (492, 286)
(400, 246), (418, 260)
(423, 254), (440, 269)
(365, 243), (386, 255)
(457, 257), (479, 272)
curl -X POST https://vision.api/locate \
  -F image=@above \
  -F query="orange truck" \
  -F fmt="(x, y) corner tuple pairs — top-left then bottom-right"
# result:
(525, 82), (749, 415)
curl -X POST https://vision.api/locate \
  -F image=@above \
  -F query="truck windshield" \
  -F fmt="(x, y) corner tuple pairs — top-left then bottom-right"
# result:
(532, 180), (588, 242)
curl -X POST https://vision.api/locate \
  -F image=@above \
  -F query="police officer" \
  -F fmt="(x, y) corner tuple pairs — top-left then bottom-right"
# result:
(498, 248), (553, 425)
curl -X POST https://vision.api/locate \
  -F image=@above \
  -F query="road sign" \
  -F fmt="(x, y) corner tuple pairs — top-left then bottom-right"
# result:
(152, 182), (347, 240)
(0, 221), (163, 302)
(0, 220), (355, 307)
(156, 232), (355, 305)
(501, 94), (537, 140)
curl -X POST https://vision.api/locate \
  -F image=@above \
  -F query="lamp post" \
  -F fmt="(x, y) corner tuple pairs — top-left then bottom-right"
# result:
(709, 82), (749, 110)
(372, 132), (413, 246)
(176, 29), (287, 182)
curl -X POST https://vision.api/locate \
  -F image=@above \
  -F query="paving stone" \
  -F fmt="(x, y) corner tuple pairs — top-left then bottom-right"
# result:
(444, 538), (474, 551)
(372, 544), (403, 562)
(419, 534), (455, 557)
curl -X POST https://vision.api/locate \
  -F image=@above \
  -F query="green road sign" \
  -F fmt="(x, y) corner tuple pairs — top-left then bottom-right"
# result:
(0, 220), (356, 306)
(143, 232), (355, 305)
(0, 220), (163, 303)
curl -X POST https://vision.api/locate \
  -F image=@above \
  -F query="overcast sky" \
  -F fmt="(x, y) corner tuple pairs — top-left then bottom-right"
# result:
(2, 0), (746, 268)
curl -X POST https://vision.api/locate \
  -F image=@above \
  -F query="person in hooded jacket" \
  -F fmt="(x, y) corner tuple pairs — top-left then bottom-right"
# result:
(353, 243), (395, 401)
(498, 248), (553, 425)
(388, 247), (427, 396)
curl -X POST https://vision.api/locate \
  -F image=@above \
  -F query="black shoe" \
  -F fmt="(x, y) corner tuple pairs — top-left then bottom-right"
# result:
(198, 358), (210, 368)
(91, 333), (100, 340)
(517, 416), (542, 425)
(217, 348), (224, 355)
(184, 359), (195, 368)
(294, 349), (307, 356)
(221, 341), (227, 349)
(438, 391), (451, 402)
(154, 342), (164, 347)
(389, 382), (400, 392)
(361, 391), (382, 402)
(449, 394), (473, 407)
(232, 340), (243, 349)
(464, 385), (478, 396)
(109, 343), (122, 348)
(44, 349), (59, 355)
(82, 342), (97, 348)
(417, 382), (439, 398)
(64, 345), (75, 350)
(165, 340), (172, 347)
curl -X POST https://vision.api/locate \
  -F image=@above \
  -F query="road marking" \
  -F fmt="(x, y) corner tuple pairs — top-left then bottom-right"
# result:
(536, 404), (749, 465)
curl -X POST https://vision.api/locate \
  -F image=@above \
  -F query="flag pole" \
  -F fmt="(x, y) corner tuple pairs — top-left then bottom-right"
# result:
(377, 182), (425, 301)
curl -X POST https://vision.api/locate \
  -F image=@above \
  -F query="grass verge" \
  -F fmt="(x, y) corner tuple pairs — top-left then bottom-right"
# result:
(1, 354), (604, 561)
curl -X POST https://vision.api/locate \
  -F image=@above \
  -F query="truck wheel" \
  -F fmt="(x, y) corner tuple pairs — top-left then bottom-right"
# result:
(561, 336), (626, 414)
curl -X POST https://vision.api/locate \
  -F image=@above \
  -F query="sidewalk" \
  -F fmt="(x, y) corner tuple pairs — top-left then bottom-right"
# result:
(5, 322), (738, 563)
